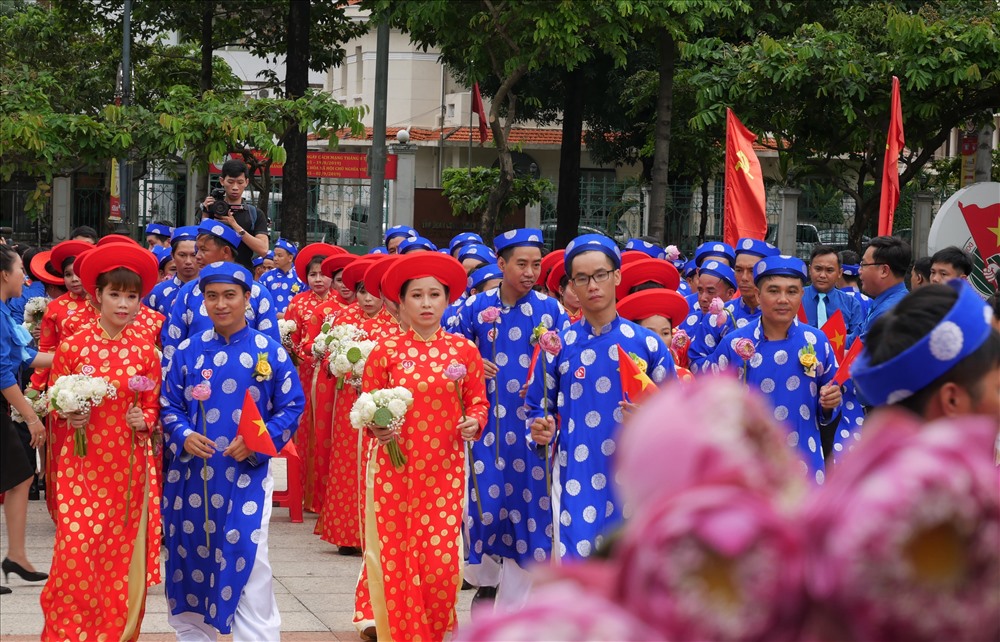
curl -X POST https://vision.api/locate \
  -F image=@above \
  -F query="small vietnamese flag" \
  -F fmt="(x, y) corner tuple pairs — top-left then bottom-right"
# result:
(238, 390), (277, 456)
(834, 339), (865, 386)
(820, 309), (847, 362)
(797, 303), (809, 324)
(617, 345), (656, 404)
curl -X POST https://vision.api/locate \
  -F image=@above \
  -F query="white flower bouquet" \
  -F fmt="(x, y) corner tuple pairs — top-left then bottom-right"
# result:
(10, 388), (48, 424)
(21, 296), (49, 334)
(311, 315), (351, 359)
(350, 386), (414, 469)
(328, 332), (377, 390)
(48, 374), (118, 456)
(277, 319), (297, 348)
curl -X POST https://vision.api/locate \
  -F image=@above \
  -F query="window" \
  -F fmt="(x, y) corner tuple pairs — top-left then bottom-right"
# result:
(354, 46), (363, 94)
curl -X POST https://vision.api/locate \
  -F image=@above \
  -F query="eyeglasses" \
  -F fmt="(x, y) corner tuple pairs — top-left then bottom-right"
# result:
(858, 262), (887, 269)
(571, 269), (613, 288)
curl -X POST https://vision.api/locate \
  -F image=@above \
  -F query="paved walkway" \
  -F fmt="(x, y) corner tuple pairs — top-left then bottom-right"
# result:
(0, 499), (474, 641)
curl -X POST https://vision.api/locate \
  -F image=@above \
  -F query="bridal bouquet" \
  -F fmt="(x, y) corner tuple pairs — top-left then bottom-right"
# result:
(277, 319), (297, 348)
(350, 387), (414, 469)
(326, 324), (375, 389)
(48, 374), (118, 456)
(10, 388), (48, 424)
(22, 297), (49, 334)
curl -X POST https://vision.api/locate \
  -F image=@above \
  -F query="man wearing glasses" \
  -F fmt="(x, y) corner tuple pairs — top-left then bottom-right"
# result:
(857, 235), (911, 341)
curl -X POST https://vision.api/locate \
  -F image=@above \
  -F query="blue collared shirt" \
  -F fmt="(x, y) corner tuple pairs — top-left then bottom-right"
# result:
(802, 286), (863, 337)
(858, 281), (908, 341)
(0, 298), (38, 389)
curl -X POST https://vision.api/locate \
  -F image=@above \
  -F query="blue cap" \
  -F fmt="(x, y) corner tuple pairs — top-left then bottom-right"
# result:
(152, 246), (172, 269)
(197, 220), (242, 250)
(398, 236), (437, 254)
(449, 232), (484, 254)
(624, 238), (666, 260)
(457, 243), (497, 265)
(565, 234), (622, 272)
(753, 255), (808, 285)
(384, 225), (418, 245)
(199, 261), (253, 292)
(699, 259), (737, 290)
(252, 256), (264, 268)
(842, 264), (860, 277)
(468, 263), (503, 293)
(275, 238), (298, 256)
(735, 238), (780, 259)
(368, 246), (389, 255)
(694, 241), (735, 266)
(493, 228), (544, 254)
(853, 280), (993, 406)
(146, 222), (174, 238)
(682, 259), (698, 277)
(265, 250), (275, 260)
(170, 226), (199, 246)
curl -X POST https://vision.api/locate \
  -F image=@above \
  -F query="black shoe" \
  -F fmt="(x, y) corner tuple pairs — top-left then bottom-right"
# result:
(360, 625), (377, 641)
(338, 546), (362, 556)
(0, 586), (10, 595)
(471, 585), (497, 611)
(1, 558), (47, 583)
(28, 486), (40, 501)
(35, 476), (45, 492)
(461, 579), (474, 590)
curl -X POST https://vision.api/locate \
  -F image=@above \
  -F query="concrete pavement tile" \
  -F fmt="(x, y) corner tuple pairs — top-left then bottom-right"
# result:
(276, 610), (330, 632)
(278, 576), (360, 595)
(312, 609), (360, 632)
(296, 593), (356, 615)
(0, 592), (42, 613)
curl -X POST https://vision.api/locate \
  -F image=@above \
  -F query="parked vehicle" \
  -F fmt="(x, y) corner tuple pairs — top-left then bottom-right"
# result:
(767, 223), (821, 261)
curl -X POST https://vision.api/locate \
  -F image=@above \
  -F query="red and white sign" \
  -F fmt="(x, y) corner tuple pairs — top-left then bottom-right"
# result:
(928, 181), (1000, 298)
(210, 151), (397, 180)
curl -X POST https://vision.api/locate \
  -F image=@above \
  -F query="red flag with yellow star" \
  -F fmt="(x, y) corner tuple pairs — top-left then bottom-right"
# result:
(617, 344), (656, 404)
(820, 309), (847, 362)
(238, 390), (278, 456)
(878, 76), (905, 236)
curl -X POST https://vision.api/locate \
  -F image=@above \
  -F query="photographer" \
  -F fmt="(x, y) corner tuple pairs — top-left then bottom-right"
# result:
(202, 158), (270, 270)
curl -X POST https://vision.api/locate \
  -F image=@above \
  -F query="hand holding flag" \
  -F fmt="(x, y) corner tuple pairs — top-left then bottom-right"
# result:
(238, 390), (278, 457)
(617, 345), (656, 404)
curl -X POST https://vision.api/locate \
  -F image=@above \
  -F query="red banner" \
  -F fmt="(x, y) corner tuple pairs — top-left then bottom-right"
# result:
(723, 108), (767, 247)
(878, 76), (905, 236)
(211, 151), (397, 180)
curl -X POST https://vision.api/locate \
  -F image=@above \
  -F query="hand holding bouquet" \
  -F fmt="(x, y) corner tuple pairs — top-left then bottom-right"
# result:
(278, 319), (297, 348)
(350, 387), (414, 469)
(326, 324), (375, 390)
(48, 374), (118, 456)
(10, 388), (47, 424)
(21, 297), (49, 336)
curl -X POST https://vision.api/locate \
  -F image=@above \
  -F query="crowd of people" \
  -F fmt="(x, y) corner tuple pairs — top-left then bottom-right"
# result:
(0, 157), (997, 641)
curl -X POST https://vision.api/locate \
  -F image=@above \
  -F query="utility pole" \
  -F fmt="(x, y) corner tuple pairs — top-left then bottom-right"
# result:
(367, 20), (390, 249)
(118, 0), (133, 235)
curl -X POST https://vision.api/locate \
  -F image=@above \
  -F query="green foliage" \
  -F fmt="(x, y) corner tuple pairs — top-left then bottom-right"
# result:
(441, 167), (553, 218)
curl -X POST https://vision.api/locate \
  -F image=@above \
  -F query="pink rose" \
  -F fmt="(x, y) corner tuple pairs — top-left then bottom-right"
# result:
(734, 337), (756, 361)
(615, 377), (806, 512)
(455, 581), (661, 641)
(127, 375), (156, 393)
(803, 411), (1000, 642)
(538, 330), (562, 356)
(670, 328), (690, 350)
(614, 485), (805, 641)
(708, 297), (725, 316)
(480, 306), (501, 324)
(666, 244), (680, 261)
(443, 362), (468, 381)
(191, 382), (211, 401)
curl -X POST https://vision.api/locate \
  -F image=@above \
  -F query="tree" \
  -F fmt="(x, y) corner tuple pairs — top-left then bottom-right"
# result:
(685, 2), (1000, 247)
(441, 167), (553, 225)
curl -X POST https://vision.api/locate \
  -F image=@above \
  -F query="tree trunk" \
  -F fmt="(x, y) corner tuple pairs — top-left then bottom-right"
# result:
(282, 0), (310, 247)
(481, 67), (527, 239)
(555, 67), (584, 249)
(196, 0), (214, 201)
(646, 29), (675, 245)
(698, 173), (710, 243)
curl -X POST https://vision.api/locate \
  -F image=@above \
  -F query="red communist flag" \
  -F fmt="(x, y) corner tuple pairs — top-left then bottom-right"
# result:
(238, 390), (278, 457)
(835, 339), (865, 386)
(723, 108), (768, 247)
(472, 82), (489, 144)
(820, 309), (847, 363)
(958, 201), (1000, 260)
(617, 344), (656, 404)
(878, 76), (905, 236)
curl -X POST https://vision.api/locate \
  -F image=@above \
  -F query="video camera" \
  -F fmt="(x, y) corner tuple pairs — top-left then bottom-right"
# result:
(204, 188), (245, 219)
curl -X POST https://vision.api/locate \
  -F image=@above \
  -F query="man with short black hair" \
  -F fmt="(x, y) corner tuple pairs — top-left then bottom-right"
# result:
(145, 221), (174, 249)
(929, 246), (973, 284)
(803, 245), (862, 337)
(910, 256), (932, 289)
(858, 235), (911, 340)
(69, 226), (99, 244)
(201, 159), (270, 270)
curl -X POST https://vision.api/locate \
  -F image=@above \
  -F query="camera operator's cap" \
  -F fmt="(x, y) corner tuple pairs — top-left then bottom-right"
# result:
(736, 238), (780, 259)
(616, 257), (681, 301)
(29, 251), (64, 286)
(398, 236), (437, 254)
(50, 240), (96, 273)
(458, 243), (497, 265)
(384, 225), (418, 245)
(368, 246), (389, 255)
(294, 243), (345, 283)
(493, 228), (544, 254)
(342, 254), (386, 292)
(275, 238), (298, 256)
(545, 257), (568, 294)
(694, 241), (735, 267)
(538, 249), (564, 287)
(199, 261), (253, 293)
(449, 232), (483, 254)
(363, 254), (401, 299)
(97, 234), (142, 248)
(380, 253), (467, 305)
(564, 234), (622, 272)
(852, 279), (993, 407)
(145, 222), (174, 238)
(468, 263), (502, 294)
(752, 255), (807, 285)
(170, 226), (199, 246)
(682, 259), (698, 278)
(320, 253), (357, 279)
(617, 289), (691, 330)
(152, 246), (173, 269)
(197, 220), (242, 250)
(842, 263), (860, 277)
(76, 242), (159, 298)
(699, 260), (738, 291)
(624, 238), (667, 261)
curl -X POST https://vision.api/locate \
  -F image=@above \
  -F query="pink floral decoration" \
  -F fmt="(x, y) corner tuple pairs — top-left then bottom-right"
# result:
(127, 375), (156, 393)
(538, 330), (562, 356)
(734, 338), (756, 361)
(480, 306), (501, 324)
(191, 382), (211, 401)
(708, 297), (725, 316)
(666, 245), (680, 261)
(670, 328), (690, 350)
(443, 362), (468, 381)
